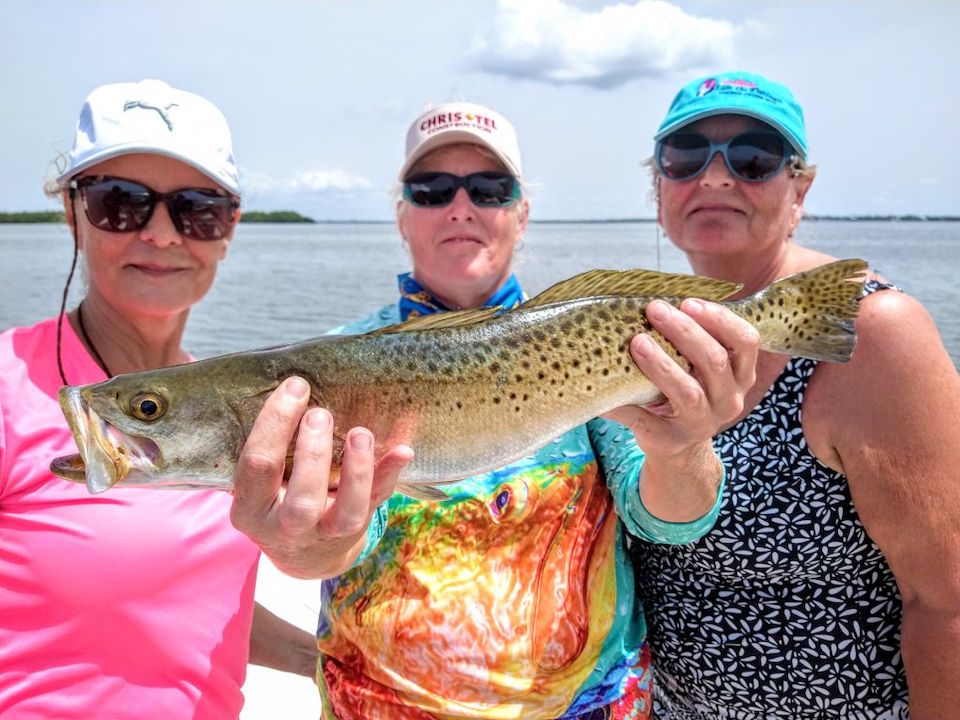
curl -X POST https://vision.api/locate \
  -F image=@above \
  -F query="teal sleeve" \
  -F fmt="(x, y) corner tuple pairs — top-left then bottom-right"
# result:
(352, 502), (388, 566)
(587, 417), (725, 545)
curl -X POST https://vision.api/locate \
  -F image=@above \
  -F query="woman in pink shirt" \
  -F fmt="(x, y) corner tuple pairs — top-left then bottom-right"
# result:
(0, 79), (408, 719)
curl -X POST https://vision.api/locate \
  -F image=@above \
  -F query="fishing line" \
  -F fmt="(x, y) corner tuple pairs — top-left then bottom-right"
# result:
(655, 223), (662, 272)
(56, 190), (81, 386)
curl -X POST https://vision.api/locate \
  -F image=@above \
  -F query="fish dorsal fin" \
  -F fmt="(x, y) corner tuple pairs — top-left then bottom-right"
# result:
(521, 268), (743, 308)
(370, 306), (502, 335)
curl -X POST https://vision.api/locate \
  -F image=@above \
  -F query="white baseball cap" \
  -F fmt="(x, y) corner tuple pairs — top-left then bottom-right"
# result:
(398, 101), (523, 181)
(56, 79), (240, 196)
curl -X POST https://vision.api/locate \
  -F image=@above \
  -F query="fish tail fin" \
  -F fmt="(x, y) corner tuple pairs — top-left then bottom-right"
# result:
(734, 259), (868, 363)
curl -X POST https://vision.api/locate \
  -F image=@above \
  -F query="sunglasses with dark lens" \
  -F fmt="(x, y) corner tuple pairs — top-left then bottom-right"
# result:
(70, 176), (240, 241)
(403, 172), (520, 208)
(655, 131), (796, 183)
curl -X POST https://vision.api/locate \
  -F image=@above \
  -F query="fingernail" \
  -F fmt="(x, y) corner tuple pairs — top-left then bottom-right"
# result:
(350, 432), (372, 451)
(647, 300), (671, 321)
(306, 408), (330, 430)
(284, 376), (309, 399)
(634, 334), (654, 355)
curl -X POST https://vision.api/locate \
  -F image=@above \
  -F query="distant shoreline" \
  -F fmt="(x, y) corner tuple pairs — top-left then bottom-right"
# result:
(1, 211), (958, 224)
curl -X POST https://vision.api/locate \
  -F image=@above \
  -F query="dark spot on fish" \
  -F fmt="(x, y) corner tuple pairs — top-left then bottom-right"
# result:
(490, 362), (501, 373)
(572, 359), (581, 368)
(602, 368), (610, 376)
(575, 328), (586, 339)
(522, 360), (531, 369)
(538, 371), (545, 380)
(509, 392), (517, 399)
(493, 397), (501, 404)
(522, 394), (529, 401)
(560, 320), (573, 333)
(593, 348), (603, 357)
(539, 354), (548, 362)
(515, 374), (524, 382)
(552, 361), (561, 371)
(586, 384), (593, 392)
(456, 401), (463, 409)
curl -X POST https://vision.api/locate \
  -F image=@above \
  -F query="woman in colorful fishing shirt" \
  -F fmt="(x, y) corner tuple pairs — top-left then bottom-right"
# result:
(302, 101), (762, 720)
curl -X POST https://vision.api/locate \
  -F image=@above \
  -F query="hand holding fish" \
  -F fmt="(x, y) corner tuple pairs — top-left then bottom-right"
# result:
(229, 376), (414, 579)
(604, 298), (759, 522)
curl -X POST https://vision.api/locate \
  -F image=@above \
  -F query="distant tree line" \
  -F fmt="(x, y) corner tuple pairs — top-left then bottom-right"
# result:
(0, 211), (64, 223)
(0, 211), (956, 224)
(240, 210), (315, 223)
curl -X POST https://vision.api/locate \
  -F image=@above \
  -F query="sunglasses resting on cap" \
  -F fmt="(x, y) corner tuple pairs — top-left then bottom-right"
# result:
(403, 172), (521, 208)
(70, 175), (240, 241)
(655, 130), (799, 183)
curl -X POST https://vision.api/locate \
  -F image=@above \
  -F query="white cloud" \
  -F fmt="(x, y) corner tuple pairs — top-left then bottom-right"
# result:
(239, 168), (372, 195)
(469, 0), (741, 89)
(289, 170), (372, 193)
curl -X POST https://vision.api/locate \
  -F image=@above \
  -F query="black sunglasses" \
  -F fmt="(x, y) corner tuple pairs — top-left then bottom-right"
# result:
(70, 175), (240, 241)
(655, 131), (798, 183)
(403, 172), (521, 208)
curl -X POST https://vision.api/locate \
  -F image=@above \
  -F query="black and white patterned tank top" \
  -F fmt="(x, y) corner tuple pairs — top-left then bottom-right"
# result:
(634, 281), (909, 719)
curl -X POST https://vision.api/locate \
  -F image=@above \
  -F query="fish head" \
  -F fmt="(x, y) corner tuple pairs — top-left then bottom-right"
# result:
(51, 362), (251, 493)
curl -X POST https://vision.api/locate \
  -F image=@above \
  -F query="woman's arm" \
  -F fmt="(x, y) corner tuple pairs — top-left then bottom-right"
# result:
(808, 290), (960, 719)
(248, 602), (318, 678)
(601, 298), (758, 529)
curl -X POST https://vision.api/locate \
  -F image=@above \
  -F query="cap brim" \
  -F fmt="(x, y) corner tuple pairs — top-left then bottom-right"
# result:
(398, 130), (521, 181)
(56, 144), (240, 196)
(654, 108), (807, 158)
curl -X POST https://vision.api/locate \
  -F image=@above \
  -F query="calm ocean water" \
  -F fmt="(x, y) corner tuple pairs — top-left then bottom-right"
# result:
(1, 221), (957, 367)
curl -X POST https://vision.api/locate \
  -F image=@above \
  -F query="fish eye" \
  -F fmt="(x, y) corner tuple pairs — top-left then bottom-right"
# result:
(130, 392), (166, 421)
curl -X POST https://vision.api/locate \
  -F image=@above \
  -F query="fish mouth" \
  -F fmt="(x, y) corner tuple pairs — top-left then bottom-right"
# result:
(51, 386), (162, 494)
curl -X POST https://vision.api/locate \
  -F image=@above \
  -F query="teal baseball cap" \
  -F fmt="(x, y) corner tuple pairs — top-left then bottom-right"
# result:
(655, 71), (808, 158)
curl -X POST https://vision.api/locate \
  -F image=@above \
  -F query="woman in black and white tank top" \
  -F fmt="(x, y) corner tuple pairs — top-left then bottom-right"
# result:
(636, 70), (960, 718)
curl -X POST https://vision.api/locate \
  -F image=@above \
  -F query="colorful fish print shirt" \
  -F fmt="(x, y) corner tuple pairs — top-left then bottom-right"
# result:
(316, 275), (724, 720)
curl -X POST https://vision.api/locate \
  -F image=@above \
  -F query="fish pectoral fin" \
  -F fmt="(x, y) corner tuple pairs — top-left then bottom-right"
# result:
(368, 307), (502, 335)
(396, 483), (450, 502)
(521, 268), (743, 308)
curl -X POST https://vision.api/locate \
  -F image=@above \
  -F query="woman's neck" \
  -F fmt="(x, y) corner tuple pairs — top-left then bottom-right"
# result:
(414, 273), (508, 311)
(687, 243), (836, 299)
(69, 294), (191, 375)
(686, 244), (792, 299)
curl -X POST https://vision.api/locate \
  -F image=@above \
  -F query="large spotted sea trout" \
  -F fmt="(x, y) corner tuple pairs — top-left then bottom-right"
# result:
(51, 259), (867, 499)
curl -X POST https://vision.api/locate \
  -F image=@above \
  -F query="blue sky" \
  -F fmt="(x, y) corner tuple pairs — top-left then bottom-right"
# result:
(2, 0), (957, 220)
